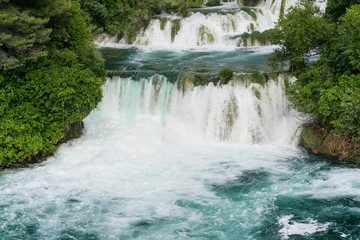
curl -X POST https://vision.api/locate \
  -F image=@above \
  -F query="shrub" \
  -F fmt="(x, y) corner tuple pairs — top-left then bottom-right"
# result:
(240, 0), (261, 7)
(219, 69), (234, 79)
(206, 0), (221, 7)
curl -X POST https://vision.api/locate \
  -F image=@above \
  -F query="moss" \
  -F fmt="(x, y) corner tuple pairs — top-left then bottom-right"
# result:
(219, 69), (233, 79)
(206, 0), (221, 6)
(160, 17), (167, 31)
(197, 25), (215, 45)
(280, 0), (286, 19)
(251, 71), (267, 85)
(125, 26), (139, 44)
(250, 23), (255, 32)
(241, 6), (257, 20)
(177, 72), (195, 94)
(239, 30), (272, 46)
(231, 19), (236, 31)
(171, 20), (181, 42)
(251, 86), (261, 100)
(240, 0), (261, 6)
(240, 32), (250, 46)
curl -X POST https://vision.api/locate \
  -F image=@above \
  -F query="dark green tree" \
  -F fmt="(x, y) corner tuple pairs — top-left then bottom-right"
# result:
(0, 0), (105, 168)
(267, 0), (333, 73)
(325, 0), (360, 21)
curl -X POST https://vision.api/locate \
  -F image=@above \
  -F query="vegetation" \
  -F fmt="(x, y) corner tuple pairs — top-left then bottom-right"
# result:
(239, 30), (272, 46)
(0, 0), (211, 169)
(0, 0), (105, 168)
(219, 69), (233, 79)
(241, 6), (257, 20)
(240, 0), (261, 6)
(268, 0), (360, 148)
(160, 17), (168, 30)
(171, 20), (181, 42)
(325, 0), (360, 21)
(268, 1), (332, 72)
(79, 0), (204, 43)
(206, 0), (221, 7)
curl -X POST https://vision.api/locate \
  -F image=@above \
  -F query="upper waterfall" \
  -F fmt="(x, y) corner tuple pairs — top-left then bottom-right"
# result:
(96, 0), (327, 48)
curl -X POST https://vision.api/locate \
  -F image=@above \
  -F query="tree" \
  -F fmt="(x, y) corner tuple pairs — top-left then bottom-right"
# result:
(267, 0), (333, 73)
(0, 0), (105, 168)
(0, 0), (71, 69)
(285, 4), (360, 140)
(325, 0), (360, 21)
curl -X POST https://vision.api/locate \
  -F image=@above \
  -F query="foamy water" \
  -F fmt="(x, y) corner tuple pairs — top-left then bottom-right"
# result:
(1, 73), (359, 239)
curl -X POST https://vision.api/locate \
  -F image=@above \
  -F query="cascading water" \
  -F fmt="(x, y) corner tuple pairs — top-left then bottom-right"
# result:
(96, 0), (328, 48)
(1, 0), (359, 239)
(95, 75), (297, 145)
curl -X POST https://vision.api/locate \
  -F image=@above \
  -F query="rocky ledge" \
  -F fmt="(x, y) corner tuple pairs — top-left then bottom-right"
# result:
(300, 123), (360, 163)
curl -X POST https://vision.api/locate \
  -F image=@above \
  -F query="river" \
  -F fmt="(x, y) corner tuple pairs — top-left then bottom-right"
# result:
(1, 1), (359, 239)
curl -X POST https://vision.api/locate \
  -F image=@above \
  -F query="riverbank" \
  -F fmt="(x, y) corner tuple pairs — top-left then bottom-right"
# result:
(300, 123), (360, 163)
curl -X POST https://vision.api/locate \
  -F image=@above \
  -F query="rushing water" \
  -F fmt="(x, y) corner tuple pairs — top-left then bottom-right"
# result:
(96, 0), (328, 48)
(101, 47), (274, 79)
(1, 0), (359, 238)
(1, 46), (359, 240)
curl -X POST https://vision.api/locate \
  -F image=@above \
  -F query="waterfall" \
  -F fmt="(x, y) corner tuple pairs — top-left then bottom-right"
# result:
(87, 74), (299, 145)
(96, 0), (327, 48)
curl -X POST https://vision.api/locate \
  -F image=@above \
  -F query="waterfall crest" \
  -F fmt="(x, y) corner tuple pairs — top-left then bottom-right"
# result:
(96, 0), (327, 48)
(87, 74), (299, 145)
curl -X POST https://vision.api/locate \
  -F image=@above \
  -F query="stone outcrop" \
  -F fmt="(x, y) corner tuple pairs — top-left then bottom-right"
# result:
(300, 123), (360, 163)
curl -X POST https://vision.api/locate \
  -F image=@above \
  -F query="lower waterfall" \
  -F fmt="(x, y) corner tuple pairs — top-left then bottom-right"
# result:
(89, 75), (298, 145)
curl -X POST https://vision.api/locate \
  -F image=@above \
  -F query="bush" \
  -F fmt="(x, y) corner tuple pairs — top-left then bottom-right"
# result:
(219, 69), (233, 79)
(240, 0), (261, 6)
(0, 0), (105, 169)
(284, 4), (360, 141)
(206, 0), (221, 7)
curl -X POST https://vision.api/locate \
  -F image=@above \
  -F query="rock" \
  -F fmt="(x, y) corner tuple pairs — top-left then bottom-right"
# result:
(300, 123), (360, 163)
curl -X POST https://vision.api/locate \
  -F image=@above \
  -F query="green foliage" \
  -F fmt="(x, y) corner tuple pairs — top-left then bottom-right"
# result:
(0, 0), (105, 168)
(80, 0), (204, 43)
(171, 20), (181, 43)
(251, 71), (266, 85)
(197, 25), (215, 45)
(240, 0), (261, 6)
(240, 30), (272, 46)
(239, 32), (249, 47)
(325, 0), (360, 21)
(206, 0), (221, 7)
(283, 4), (360, 141)
(0, 6), (50, 69)
(0, 0), (72, 70)
(241, 6), (257, 20)
(267, 1), (333, 72)
(279, 0), (286, 19)
(160, 17), (168, 30)
(250, 23), (255, 32)
(219, 69), (233, 79)
(336, 5), (360, 72)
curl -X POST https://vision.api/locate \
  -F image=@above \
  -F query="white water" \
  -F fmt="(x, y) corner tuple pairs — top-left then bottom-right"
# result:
(96, 0), (327, 48)
(91, 75), (298, 145)
(2, 74), (360, 239)
(279, 215), (330, 239)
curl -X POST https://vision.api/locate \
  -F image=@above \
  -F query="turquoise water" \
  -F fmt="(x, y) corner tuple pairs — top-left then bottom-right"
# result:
(101, 47), (273, 80)
(0, 47), (359, 240)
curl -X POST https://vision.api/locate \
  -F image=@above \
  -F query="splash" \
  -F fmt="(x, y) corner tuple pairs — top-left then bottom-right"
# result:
(88, 74), (299, 145)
